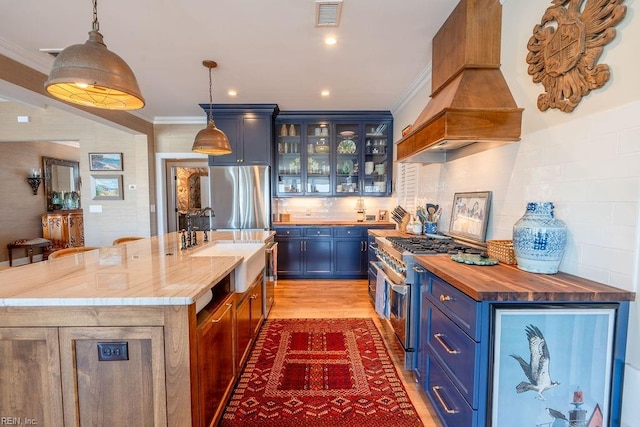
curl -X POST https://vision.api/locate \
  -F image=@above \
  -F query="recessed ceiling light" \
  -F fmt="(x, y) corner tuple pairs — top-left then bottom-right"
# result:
(325, 36), (337, 46)
(228, 89), (238, 97)
(321, 90), (330, 97)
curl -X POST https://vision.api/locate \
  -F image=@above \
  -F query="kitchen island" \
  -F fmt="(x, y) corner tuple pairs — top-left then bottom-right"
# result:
(0, 230), (274, 427)
(413, 255), (635, 427)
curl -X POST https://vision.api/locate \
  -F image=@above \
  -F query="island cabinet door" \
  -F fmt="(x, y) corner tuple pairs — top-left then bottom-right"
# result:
(58, 327), (167, 427)
(196, 296), (235, 427)
(0, 328), (64, 426)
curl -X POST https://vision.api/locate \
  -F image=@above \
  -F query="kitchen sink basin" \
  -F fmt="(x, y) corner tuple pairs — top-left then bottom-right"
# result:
(191, 242), (266, 293)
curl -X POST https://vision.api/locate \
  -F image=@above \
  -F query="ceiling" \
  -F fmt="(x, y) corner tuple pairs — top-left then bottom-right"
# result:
(0, 0), (458, 124)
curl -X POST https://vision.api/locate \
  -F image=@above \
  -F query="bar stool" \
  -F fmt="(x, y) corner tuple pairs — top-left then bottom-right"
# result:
(48, 247), (100, 259)
(112, 237), (144, 245)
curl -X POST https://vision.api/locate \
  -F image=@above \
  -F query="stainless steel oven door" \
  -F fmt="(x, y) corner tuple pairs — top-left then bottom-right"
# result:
(388, 281), (411, 351)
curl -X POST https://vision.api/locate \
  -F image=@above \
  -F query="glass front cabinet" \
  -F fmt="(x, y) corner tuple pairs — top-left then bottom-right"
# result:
(275, 112), (392, 197)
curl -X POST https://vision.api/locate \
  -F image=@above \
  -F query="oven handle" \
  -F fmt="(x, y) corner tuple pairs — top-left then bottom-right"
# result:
(388, 282), (409, 295)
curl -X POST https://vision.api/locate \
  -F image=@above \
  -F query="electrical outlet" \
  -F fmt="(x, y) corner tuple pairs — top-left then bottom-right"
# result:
(97, 342), (129, 361)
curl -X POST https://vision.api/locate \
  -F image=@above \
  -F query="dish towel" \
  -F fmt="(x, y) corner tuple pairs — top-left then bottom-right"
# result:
(375, 267), (388, 318)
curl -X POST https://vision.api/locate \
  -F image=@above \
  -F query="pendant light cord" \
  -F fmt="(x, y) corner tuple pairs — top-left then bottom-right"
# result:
(92, 0), (100, 32)
(208, 66), (214, 125)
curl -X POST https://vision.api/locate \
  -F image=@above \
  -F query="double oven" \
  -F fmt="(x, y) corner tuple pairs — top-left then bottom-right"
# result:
(368, 234), (483, 370)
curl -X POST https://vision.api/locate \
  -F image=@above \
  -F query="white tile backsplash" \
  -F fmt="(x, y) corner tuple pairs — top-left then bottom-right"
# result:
(408, 100), (640, 291)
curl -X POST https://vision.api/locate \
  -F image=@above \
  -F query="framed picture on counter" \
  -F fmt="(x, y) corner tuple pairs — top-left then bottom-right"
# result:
(89, 152), (123, 171)
(378, 210), (388, 221)
(490, 306), (616, 427)
(449, 191), (491, 242)
(90, 175), (123, 200)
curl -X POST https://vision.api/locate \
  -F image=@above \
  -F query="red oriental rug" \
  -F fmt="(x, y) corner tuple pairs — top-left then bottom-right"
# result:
(220, 318), (423, 427)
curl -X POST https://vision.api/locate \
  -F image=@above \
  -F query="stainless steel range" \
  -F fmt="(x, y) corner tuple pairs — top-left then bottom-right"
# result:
(369, 234), (483, 369)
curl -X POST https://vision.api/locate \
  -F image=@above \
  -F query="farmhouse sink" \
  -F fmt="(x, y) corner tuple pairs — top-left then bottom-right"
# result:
(191, 242), (266, 293)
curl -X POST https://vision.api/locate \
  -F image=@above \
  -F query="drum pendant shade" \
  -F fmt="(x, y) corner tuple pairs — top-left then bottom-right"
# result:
(192, 60), (232, 155)
(44, 1), (144, 110)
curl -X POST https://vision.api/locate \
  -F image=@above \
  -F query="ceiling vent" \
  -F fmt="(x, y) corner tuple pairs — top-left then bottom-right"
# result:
(315, 1), (343, 27)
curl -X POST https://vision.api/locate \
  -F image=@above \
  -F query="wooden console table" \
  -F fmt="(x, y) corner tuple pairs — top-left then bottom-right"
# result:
(7, 238), (52, 266)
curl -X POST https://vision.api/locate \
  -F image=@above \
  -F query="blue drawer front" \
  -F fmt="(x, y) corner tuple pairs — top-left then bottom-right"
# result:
(428, 300), (479, 407)
(304, 227), (332, 237)
(334, 227), (365, 237)
(275, 227), (302, 237)
(428, 273), (481, 340)
(427, 354), (476, 427)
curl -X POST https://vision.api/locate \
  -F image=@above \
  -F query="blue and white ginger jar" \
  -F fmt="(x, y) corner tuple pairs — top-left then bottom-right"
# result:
(512, 202), (567, 274)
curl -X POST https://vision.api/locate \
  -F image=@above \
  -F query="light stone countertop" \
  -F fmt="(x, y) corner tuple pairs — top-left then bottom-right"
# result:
(0, 230), (275, 307)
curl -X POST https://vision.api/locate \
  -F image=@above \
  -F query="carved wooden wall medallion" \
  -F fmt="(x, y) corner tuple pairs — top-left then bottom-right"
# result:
(526, 0), (627, 112)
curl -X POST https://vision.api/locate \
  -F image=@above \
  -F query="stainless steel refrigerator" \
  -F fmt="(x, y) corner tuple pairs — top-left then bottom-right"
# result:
(208, 165), (271, 230)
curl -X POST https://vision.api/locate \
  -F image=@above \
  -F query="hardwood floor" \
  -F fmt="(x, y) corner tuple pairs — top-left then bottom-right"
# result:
(270, 279), (442, 427)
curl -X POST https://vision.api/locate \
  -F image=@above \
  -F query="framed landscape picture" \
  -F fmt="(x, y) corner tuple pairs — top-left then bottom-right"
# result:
(491, 306), (616, 427)
(90, 175), (123, 200)
(89, 153), (123, 171)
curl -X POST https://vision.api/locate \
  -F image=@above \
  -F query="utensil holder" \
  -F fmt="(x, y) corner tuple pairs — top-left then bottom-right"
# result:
(424, 221), (437, 235)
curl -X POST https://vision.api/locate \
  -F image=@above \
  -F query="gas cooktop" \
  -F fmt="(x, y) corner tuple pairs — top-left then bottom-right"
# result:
(386, 236), (485, 255)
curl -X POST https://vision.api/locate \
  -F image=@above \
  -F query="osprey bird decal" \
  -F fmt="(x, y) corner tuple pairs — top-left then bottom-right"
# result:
(510, 324), (560, 400)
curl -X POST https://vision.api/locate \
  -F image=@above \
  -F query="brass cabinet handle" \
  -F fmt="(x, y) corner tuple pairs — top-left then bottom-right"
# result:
(211, 303), (232, 323)
(250, 294), (258, 300)
(434, 333), (460, 354)
(432, 386), (458, 414)
(439, 294), (454, 302)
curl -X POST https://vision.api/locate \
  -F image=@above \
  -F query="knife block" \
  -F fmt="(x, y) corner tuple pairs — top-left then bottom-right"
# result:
(398, 213), (410, 232)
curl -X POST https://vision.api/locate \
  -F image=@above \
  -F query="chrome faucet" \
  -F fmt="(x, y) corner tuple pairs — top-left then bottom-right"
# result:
(181, 207), (213, 250)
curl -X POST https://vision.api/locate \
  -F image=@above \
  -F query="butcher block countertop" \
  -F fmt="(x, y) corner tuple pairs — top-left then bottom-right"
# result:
(0, 230), (275, 307)
(274, 220), (395, 227)
(415, 255), (635, 303)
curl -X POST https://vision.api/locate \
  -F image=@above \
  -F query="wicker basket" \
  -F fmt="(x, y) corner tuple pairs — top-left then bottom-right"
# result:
(486, 240), (517, 265)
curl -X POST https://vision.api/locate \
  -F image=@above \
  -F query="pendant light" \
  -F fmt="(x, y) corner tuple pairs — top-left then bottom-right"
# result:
(192, 60), (232, 155)
(44, 0), (144, 110)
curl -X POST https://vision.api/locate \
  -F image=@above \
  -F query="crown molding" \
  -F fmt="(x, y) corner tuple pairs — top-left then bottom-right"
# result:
(390, 63), (432, 115)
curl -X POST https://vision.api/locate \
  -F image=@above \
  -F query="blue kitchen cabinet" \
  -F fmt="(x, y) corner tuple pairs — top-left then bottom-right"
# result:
(204, 104), (279, 166)
(275, 233), (304, 276)
(334, 227), (367, 277)
(413, 260), (632, 427)
(275, 111), (392, 197)
(335, 225), (397, 279)
(274, 227), (332, 278)
(276, 224), (393, 279)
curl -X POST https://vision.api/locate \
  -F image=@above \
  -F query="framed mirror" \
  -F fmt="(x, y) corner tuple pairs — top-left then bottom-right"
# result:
(42, 156), (81, 212)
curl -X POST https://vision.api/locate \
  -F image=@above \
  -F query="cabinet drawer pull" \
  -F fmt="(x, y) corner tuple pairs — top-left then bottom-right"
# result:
(434, 333), (460, 354)
(439, 294), (454, 302)
(413, 266), (425, 273)
(211, 302), (232, 323)
(250, 294), (258, 300)
(432, 386), (458, 414)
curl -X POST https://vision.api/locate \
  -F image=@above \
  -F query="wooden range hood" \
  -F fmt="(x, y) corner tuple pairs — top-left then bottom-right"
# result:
(397, 0), (523, 163)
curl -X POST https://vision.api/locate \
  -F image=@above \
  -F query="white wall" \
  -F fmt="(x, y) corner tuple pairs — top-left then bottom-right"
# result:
(393, 1), (639, 425)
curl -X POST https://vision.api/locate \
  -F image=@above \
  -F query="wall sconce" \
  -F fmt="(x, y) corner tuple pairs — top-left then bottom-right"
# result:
(355, 198), (366, 222)
(27, 168), (42, 195)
